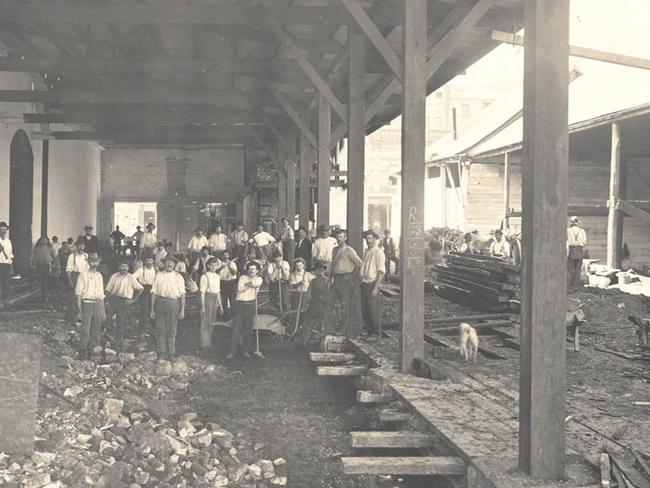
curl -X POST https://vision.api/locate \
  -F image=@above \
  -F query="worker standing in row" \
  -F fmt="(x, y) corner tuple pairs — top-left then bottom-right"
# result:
(567, 216), (587, 291)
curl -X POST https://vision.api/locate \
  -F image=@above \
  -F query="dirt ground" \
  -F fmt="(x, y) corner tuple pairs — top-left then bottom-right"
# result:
(381, 284), (650, 479)
(0, 285), (368, 488)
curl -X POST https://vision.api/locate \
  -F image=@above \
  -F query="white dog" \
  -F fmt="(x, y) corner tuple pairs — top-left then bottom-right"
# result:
(458, 322), (479, 361)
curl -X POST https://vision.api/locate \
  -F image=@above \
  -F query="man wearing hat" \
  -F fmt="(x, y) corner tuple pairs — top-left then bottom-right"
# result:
(139, 223), (157, 258)
(567, 216), (587, 291)
(489, 229), (510, 260)
(305, 261), (331, 334)
(360, 230), (386, 341)
(279, 217), (295, 264)
(132, 256), (156, 330)
(330, 229), (363, 336)
(105, 260), (144, 349)
(150, 255), (186, 360)
(199, 257), (223, 349)
(311, 225), (337, 273)
(295, 226), (312, 269)
(0, 221), (13, 306)
(66, 238), (89, 323)
(80, 224), (99, 257)
(230, 222), (249, 265)
(132, 225), (144, 249)
(75, 255), (106, 359)
(227, 260), (263, 359)
(188, 228), (208, 269)
(265, 248), (290, 313)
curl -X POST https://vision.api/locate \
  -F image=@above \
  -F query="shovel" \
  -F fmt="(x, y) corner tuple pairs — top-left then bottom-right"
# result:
(253, 293), (265, 359)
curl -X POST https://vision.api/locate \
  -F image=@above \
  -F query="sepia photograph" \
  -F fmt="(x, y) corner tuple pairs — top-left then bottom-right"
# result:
(0, 0), (649, 486)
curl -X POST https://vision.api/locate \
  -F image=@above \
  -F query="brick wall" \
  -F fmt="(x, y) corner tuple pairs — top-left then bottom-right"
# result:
(99, 148), (245, 245)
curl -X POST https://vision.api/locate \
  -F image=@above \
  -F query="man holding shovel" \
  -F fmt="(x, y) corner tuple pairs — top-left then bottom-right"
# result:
(226, 261), (263, 359)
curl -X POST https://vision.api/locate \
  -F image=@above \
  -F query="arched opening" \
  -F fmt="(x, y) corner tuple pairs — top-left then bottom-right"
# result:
(9, 129), (34, 276)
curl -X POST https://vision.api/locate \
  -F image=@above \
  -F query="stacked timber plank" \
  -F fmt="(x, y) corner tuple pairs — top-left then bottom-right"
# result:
(435, 253), (520, 311)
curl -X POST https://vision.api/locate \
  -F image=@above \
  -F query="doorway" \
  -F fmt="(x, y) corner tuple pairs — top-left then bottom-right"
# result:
(9, 130), (34, 276)
(113, 202), (157, 238)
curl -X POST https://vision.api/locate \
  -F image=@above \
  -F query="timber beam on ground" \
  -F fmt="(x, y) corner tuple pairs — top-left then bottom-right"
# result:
(341, 456), (466, 476)
(350, 431), (436, 449)
(379, 409), (411, 423)
(309, 352), (356, 363)
(316, 365), (368, 377)
(356, 390), (392, 404)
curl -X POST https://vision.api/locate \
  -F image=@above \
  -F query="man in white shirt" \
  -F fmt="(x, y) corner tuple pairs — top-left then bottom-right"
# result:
(218, 251), (238, 319)
(0, 221), (14, 306)
(139, 223), (157, 258)
(188, 228), (209, 269)
(360, 230), (386, 341)
(250, 224), (275, 261)
(66, 239), (89, 324)
(279, 218), (295, 264)
(227, 261), (263, 359)
(75, 255), (106, 359)
(151, 255), (186, 360)
(199, 257), (223, 349)
(489, 229), (511, 260)
(311, 225), (337, 273)
(105, 260), (144, 349)
(265, 250), (290, 313)
(153, 241), (167, 270)
(132, 256), (156, 330)
(567, 216), (588, 291)
(208, 226), (229, 258)
(230, 222), (249, 264)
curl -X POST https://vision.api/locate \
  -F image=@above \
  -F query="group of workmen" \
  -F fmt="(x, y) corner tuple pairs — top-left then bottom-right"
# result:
(0, 218), (398, 361)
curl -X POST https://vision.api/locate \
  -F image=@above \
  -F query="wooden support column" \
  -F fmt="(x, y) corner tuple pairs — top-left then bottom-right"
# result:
(299, 110), (311, 230)
(278, 162), (287, 222)
(318, 94), (331, 228)
(519, 0), (569, 479)
(40, 139), (49, 237)
(399, 0), (426, 373)
(503, 152), (510, 229)
(286, 129), (297, 225)
(347, 25), (365, 254)
(607, 122), (622, 268)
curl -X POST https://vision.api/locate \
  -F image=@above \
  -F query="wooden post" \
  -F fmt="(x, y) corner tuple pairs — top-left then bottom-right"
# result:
(519, 0), (569, 479)
(278, 161), (287, 223)
(40, 139), (49, 237)
(347, 24), (365, 254)
(399, 0), (426, 373)
(439, 166), (447, 227)
(299, 110), (311, 230)
(318, 94), (331, 228)
(503, 152), (510, 229)
(286, 129), (297, 225)
(607, 122), (622, 268)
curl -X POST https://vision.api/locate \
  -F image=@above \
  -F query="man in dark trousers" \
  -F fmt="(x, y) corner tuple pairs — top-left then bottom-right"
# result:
(110, 226), (125, 256)
(295, 226), (313, 269)
(567, 216), (587, 291)
(0, 221), (13, 307)
(379, 229), (399, 277)
(80, 225), (100, 256)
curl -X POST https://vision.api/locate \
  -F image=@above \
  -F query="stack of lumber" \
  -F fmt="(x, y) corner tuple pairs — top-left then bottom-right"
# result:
(434, 254), (520, 311)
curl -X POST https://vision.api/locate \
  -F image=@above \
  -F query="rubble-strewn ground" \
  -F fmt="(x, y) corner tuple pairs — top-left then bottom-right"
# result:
(0, 286), (367, 488)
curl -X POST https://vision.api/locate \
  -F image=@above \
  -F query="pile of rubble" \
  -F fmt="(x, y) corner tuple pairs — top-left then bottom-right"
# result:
(0, 342), (288, 487)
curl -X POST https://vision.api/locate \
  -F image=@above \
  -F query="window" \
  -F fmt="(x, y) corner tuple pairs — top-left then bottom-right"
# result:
(427, 166), (441, 179)
(389, 176), (398, 186)
(445, 165), (461, 188)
